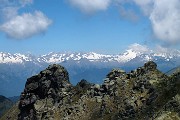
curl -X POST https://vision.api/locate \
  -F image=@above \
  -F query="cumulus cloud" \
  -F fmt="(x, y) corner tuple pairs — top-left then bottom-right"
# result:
(0, 0), (32, 8)
(67, 0), (178, 44)
(0, 1), (19, 21)
(0, 11), (52, 40)
(113, 0), (180, 44)
(132, 0), (180, 43)
(0, 0), (33, 19)
(155, 45), (180, 56)
(128, 43), (149, 53)
(150, 0), (180, 43)
(119, 6), (139, 22)
(1, 7), (18, 20)
(19, 0), (33, 6)
(0, 0), (52, 40)
(133, 0), (154, 16)
(128, 43), (180, 56)
(68, 0), (111, 13)
(155, 45), (171, 54)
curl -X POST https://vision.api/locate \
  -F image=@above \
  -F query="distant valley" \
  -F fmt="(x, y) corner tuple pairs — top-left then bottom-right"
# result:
(0, 48), (180, 97)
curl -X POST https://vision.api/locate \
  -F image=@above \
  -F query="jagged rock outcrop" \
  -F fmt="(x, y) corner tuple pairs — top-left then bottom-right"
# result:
(18, 64), (72, 120)
(1, 61), (180, 120)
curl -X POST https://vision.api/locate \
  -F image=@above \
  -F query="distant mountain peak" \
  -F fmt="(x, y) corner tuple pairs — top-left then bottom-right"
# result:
(0, 48), (180, 64)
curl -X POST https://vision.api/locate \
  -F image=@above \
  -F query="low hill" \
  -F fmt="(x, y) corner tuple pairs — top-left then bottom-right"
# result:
(0, 95), (13, 117)
(166, 66), (180, 75)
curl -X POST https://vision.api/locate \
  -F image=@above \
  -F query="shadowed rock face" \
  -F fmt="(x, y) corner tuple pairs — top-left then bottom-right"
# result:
(1, 61), (180, 120)
(18, 64), (71, 120)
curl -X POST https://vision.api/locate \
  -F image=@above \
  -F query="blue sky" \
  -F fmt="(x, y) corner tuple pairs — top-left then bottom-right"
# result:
(0, 0), (179, 55)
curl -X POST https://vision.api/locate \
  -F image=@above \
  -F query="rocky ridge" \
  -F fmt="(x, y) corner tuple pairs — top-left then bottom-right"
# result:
(1, 61), (180, 120)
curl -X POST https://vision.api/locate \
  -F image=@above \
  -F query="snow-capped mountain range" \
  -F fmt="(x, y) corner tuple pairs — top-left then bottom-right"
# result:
(0, 48), (180, 64)
(1, 46), (180, 97)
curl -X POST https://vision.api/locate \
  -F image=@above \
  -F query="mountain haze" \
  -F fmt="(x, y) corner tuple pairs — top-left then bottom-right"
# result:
(0, 48), (180, 97)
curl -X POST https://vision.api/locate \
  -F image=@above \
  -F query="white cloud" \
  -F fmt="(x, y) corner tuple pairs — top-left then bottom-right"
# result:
(69, 0), (111, 13)
(133, 0), (154, 16)
(128, 43), (149, 53)
(155, 45), (180, 56)
(150, 0), (180, 43)
(128, 43), (180, 56)
(0, 0), (52, 40)
(0, 1), (18, 21)
(132, 0), (180, 43)
(155, 45), (170, 54)
(0, 0), (32, 7)
(119, 6), (139, 21)
(0, 11), (52, 40)
(1, 0), (179, 43)
(19, 0), (33, 7)
(1, 7), (18, 20)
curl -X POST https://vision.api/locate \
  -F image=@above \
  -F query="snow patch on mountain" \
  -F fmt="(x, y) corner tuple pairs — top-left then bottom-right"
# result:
(0, 52), (24, 63)
(0, 44), (180, 64)
(115, 49), (139, 62)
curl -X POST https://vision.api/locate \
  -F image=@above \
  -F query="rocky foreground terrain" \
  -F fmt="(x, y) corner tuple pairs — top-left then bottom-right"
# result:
(0, 61), (180, 120)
